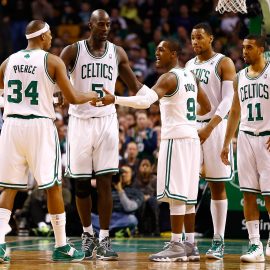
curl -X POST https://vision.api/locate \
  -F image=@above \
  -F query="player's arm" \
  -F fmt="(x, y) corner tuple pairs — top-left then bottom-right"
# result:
(221, 76), (240, 165)
(116, 46), (143, 93)
(199, 57), (235, 144)
(59, 43), (78, 70)
(47, 53), (97, 104)
(100, 72), (177, 109)
(197, 83), (211, 115)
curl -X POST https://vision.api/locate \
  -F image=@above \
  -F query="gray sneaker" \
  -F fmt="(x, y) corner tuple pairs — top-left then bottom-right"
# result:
(184, 241), (200, 261)
(81, 232), (98, 259)
(96, 237), (118, 261)
(149, 241), (187, 262)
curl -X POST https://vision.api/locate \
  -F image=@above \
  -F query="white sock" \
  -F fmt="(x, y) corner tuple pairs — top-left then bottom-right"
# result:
(246, 220), (260, 244)
(211, 199), (227, 238)
(99, 229), (109, 242)
(0, 208), (11, 244)
(83, 225), (94, 236)
(50, 212), (67, 247)
(171, 233), (182, 243)
(185, 233), (195, 244)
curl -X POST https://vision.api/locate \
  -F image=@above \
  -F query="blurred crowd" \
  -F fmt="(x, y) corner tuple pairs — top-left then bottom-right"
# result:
(0, 0), (265, 237)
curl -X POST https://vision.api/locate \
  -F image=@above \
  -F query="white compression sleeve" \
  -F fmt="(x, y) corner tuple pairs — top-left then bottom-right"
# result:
(136, 84), (148, 96)
(115, 85), (158, 109)
(215, 80), (234, 119)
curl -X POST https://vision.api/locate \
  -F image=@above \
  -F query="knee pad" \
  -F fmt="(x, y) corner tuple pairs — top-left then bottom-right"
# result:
(75, 178), (91, 198)
(169, 200), (186, 215)
(185, 204), (195, 214)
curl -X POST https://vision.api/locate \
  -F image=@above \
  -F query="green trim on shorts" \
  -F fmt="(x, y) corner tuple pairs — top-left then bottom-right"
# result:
(240, 187), (261, 193)
(157, 190), (188, 202)
(165, 139), (173, 188)
(53, 126), (61, 182)
(38, 178), (62, 190)
(95, 168), (119, 176)
(65, 137), (93, 178)
(186, 199), (197, 205)
(0, 182), (28, 189)
(7, 114), (49, 119)
(64, 170), (92, 178)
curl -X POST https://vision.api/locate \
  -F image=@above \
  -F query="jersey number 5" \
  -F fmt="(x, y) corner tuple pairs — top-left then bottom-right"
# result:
(92, 83), (104, 98)
(7, 80), (38, 105)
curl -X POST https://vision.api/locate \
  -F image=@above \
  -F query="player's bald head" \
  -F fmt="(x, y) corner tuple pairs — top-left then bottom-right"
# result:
(90, 9), (109, 23)
(25, 20), (46, 35)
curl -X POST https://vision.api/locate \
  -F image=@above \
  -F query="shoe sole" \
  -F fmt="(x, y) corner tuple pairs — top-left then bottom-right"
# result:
(188, 255), (200, 261)
(0, 258), (9, 264)
(96, 256), (118, 261)
(52, 255), (85, 262)
(206, 254), (223, 260)
(240, 256), (265, 263)
(149, 256), (188, 262)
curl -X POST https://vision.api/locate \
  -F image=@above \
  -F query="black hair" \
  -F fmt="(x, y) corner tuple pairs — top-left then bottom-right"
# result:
(245, 34), (266, 48)
(193, 23), (213, 36)
(164, 38), (181, 56)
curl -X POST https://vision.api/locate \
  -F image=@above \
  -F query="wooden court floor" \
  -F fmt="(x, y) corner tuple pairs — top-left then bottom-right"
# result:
(1, 236), (270, 270)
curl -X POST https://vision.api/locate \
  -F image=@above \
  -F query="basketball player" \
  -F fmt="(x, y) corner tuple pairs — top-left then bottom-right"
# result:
(60, 9), (143, 260)
(221, 35), (270, 263)
(0, 20), (98, 263)
(99, 39), (211, 262)
(185, 23), (236, 259)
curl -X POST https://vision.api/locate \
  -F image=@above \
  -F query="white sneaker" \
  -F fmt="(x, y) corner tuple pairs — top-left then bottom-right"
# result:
(265, 239), (270, 257)
(240, 241), (265, 263)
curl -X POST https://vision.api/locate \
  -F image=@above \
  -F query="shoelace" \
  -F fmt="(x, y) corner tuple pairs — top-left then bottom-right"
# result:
(211, 241), (223, 251)
(247, 244), (260, 254)
(100, 237), (113, 251)
(163, 242), (174, 250)
(82, 234), (95, 250)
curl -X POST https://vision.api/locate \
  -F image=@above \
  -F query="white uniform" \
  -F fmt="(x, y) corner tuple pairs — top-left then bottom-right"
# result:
(157, 67), (200, 204)
(66, 40), (119, 178)
(237, 62), (270, 195)
(186, 53), (233, 181)
(0, 49), (61, 189)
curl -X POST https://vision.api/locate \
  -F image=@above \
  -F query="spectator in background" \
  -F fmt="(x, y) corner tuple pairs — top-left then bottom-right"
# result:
(14, 186), (71, 236)
(134, 158), (159, 236)
(126, 111), (157, 161)
(120, 141), (140, 178)
(91, 165), (144, 236)
(78, 2), (92, 27)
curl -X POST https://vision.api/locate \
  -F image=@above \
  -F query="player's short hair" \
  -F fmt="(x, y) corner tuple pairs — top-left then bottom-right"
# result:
(193, 23), (213, 36)
(164, 38), (181, 56)
(245, 34), (266, 49)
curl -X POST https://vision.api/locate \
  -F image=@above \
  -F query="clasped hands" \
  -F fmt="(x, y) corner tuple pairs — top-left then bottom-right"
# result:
(90, 88), (115, 107)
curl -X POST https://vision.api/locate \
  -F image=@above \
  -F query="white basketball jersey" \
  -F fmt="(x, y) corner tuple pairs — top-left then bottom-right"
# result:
(238, 62), (270, 132)
(3, 50), (56, 119)
(69, 40), (118, 118)
(160, 67), (198, 140)
(186, 53), (225, 120)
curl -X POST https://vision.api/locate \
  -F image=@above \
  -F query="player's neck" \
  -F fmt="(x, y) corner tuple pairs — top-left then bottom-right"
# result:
(250, 57), (266, 73)
(86, 38), (106, 50)
(197, 49), (215, 62)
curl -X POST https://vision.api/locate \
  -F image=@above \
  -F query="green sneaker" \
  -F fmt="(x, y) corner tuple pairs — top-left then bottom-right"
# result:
(206, 234), (224, 260)
(0, 243), (10, 264)
(96, 237), (118, 261)
(52, 244), (85, 262)
(81, 232), (98, 259)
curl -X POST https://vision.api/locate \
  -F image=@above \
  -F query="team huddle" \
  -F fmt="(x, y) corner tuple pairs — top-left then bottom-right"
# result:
(0, 8), (269, 265)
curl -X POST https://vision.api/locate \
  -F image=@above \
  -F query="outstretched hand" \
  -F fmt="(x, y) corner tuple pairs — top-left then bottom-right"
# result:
(91, 88), (115, 107)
